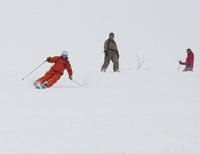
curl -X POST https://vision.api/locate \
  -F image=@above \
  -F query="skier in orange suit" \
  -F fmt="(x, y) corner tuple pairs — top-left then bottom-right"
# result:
(34, 51), (73, 88)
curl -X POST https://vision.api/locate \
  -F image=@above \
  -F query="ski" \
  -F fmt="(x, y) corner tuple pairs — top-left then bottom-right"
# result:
(34, 83), (46, 89)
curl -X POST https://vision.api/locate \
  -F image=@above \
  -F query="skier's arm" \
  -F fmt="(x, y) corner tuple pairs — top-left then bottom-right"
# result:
(115, 43), (119, 58)
(66, 63), (73, 80)
(104, 40), (108, 51)
(47, 56), (60, 63)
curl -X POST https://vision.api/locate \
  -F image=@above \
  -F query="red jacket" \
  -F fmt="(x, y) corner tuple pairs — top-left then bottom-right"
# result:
(48, 56), (73, 76)
(183, 51), (194, 68)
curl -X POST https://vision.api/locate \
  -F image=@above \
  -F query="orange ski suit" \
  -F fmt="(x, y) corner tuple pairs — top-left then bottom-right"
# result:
(34, 56), (73, 87)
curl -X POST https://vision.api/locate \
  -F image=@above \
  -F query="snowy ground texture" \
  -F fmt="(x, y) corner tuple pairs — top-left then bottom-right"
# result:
(1, 0), (200, 154)
(1, 69), (200, 154)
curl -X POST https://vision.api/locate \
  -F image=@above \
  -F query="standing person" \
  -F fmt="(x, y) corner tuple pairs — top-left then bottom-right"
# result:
(101, 32), (120, 72)
(34, 51), (73, 89)
(179, 48), (194, 72)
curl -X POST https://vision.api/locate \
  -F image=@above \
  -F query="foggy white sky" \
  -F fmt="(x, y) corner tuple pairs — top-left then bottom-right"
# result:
(1, 0), (200, 72)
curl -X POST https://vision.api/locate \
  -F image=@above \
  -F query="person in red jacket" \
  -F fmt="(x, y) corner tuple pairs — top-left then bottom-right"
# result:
(34, 51), (73, 89)
(179, 48), (194, 71)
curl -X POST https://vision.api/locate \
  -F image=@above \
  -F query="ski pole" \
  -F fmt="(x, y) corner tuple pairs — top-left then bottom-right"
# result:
(22, 60), (47, 81)
(72, 79), (82, 86)
(178, 64), (180, 71)
(178, 60), (181, 72)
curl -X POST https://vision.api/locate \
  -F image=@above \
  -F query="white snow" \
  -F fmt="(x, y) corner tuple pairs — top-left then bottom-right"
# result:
(1, 0), (200, 154)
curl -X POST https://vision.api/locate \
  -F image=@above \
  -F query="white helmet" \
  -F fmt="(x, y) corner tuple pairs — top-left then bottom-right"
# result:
(61, 51), (68, 58)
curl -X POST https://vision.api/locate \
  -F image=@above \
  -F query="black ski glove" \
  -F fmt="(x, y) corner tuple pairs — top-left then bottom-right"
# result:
(179, 61), (183, 65)
(47, 56), (51, 61)
(69, 76), (72, 80)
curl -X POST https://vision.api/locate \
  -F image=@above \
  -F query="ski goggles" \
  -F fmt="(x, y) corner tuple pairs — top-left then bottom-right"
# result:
(61, 54), (68, 58)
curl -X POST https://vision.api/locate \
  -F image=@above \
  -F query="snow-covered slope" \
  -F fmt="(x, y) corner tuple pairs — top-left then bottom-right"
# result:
(1, 69), (200, 154)
(1, 0), (200, 154)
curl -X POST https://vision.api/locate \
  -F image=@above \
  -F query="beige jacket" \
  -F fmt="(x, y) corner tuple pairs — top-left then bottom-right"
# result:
(104, 39), (119, 55)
